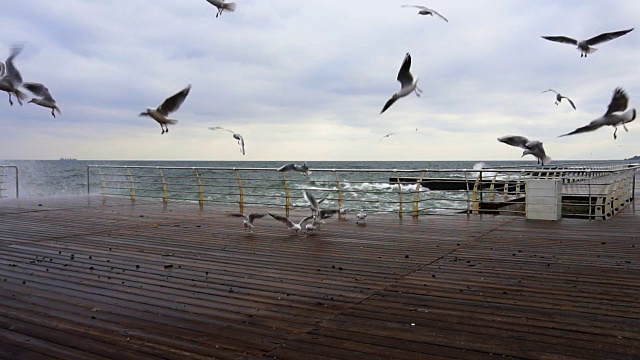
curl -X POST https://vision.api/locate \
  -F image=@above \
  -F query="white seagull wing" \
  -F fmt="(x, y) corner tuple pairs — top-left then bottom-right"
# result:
(158, 84), (191, 116)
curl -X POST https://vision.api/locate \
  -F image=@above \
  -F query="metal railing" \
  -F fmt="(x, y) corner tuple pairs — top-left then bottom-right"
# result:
(0, 165), (19, 199)
(86, 164), (639, 220)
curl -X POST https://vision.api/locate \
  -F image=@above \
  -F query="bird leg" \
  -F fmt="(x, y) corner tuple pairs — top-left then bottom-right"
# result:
(7, 93), (13, 106)
(415, 86), (423, 97)
(160, 124), (166, 135)
(613, 127), (618, 140)
(623, 123), (629, 132)
(51, 108), (56, 118)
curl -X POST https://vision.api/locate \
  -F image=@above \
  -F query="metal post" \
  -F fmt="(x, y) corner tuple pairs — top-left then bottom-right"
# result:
(395, 170), (403, 219)
(235, 169), (244, 214)
(195, 169), (204, 210)
(86, 166), (90, 195)
(334, 171), (343, 211)
(14, 166), (19, 199)
(412, 171), (425, 218)
(282, 173), (290, 217)
(127, 168), (136, 202)
(160, 169), (168, 205)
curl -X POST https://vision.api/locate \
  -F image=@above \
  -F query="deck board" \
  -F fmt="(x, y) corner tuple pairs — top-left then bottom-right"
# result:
(0, 195), (639, 359)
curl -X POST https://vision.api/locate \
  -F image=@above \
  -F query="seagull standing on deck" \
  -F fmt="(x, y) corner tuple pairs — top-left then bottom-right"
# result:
(559, 87), (636, 140)
(401, 5), (448, 22)
(541, 89), (576, 110)
(498, 135), (552, 165)
(23, 82), (61, 117)
(209, 127), (245, 155)
(0, 45), (27, 106)
(381, 53), (422, 114)
(139, 85), (191, 135)
(205, 0), (237, 18)
(541, 28), (633, 57)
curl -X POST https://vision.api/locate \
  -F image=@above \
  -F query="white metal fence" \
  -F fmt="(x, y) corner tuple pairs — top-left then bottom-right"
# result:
(86, 164), (638, 220)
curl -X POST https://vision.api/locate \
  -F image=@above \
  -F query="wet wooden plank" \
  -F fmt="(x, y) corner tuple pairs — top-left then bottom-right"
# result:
(0, 194), (638, 359)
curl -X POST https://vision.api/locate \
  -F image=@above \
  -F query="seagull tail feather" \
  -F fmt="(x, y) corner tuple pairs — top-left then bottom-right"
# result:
(224, 2), (236, 11)
(586, 47), (598, 54)
(542, 156), (552, 166)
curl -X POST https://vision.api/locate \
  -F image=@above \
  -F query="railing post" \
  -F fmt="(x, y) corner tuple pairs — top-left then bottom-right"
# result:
(86, 166), (90, 195)
(395, 170), (403, 219)
(464, 170), (470, 215)
(195, 169), (204, 210)
(159, 169), (168, 205)
(14, 166), (19, 199)
(333, 170), (343, 211)
(97, 167), (106, 198)
(127, 168), (136, 202)
(235, 169), (244, 214)
(412, 171), (425, 218)
(282, 172), (290, 217)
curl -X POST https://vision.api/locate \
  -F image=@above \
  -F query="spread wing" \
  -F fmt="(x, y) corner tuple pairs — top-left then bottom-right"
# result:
(397, 53), (414, 88)
(209, 126), (234, 133)
(498, 135), (530, 149)
(541, 36), (578, 45)
(269, 213), (294, 228)
(277, 163), (296, 172)
(229, 213), (248, 221)
(248, 213), (266, 223)
(158, 84), (191, 116)
(4, 44), (24, 86)
(559, 121), (603, 137)
(562, 96), (577, 110)
(23, 82), (55, 101)
(430, 9), (448, 22)
(604, 87), (629, 116)
(303, 190), (319, 211)
(401, 5), (427, 10)
(234, 134), (245, 155)
(380, 97), (398, 114)
(586, 28), (634, 46)
(541, 89), (558, 94)
(319, 208), (340, 219)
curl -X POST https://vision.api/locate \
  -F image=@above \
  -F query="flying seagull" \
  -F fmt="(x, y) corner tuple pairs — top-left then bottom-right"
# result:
(140, 85), (191, 134)
(268, 213), (313, 234)
(559, 87), (636, 140)
(209, 126), (245, 155)
(541, 28), (634, 57)
(0, 44), (27, 106)
(230, 213), (266, 232)
(378, 133), (396, 142)
(498, 135), (552, 165)
(541, 89), (576, 110)
(302, 190), (331, 216)
(401, 5), (448, 22)
(277, 161), (311, 176)
(23, 82), (61, 117)
(205, 0), (236, 18)
(381, 53), (422, 114)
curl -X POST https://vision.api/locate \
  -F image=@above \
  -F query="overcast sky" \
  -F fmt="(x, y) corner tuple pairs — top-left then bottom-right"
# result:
(0, 0), (639, 161)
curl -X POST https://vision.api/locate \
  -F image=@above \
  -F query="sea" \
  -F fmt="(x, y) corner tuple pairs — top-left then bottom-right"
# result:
(0, 159), (634, 214)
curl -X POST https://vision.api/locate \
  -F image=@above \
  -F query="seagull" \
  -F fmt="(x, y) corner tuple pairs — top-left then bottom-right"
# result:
(378, 133), (396, 142)
(269, 213), (313, 234)
(0, 44), (27, 106)
(401, 5), (448, 22)
(541, 28), (633, 57)
(140, 85), (191, 134)
(23, 82), (61, 117)
(205, 0), (237, 18)
(381, 53), (422, 114)
(230, 213), (266, 232)
(498, 135), (551, 165)
(356, 210), (367, 224)
(541, 89), (576, 110)
(277, 161), (311, 176)
(303, 190), (329, 217)
(209, 127), (245, 155)
(559, 87), (636, 140)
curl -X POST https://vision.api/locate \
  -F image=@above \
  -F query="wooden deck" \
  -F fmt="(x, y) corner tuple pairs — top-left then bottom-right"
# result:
(0, 195), (639, 359)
